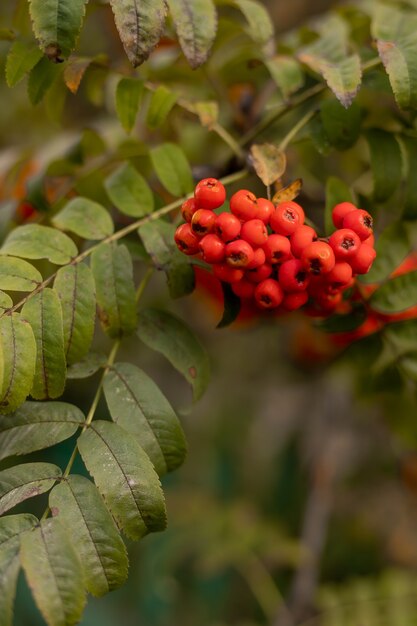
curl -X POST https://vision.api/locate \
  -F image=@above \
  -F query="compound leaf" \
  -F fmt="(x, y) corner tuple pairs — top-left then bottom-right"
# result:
(105, 163), (154, 217)
(0, 256), (42, 292)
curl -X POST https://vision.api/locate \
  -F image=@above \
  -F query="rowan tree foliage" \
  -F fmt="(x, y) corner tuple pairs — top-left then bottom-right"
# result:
(1, 1), (417, 625)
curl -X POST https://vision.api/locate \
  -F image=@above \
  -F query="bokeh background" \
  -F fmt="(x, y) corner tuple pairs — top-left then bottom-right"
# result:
(2, 1), (417, 625)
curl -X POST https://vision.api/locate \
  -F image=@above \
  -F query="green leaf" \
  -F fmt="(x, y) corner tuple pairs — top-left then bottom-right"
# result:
(0, 514), (38, 626)
(138, 219), (195, 298)
(384, 319), (417, 357)
(54, 263), (96, 364)
(66, 352), (106, 379)
(146, 86), (177, 129)
(217, 282), (241, 328)
(1, 224), (77, 265)
(49, 475), (128, 597)
(0, 463), (61, 515)
(265, 56), (304, 100)
(372, 3), (417, 110)
(371, 271), (417, 313)
(298, 15), (362, 107)
(91, 243), (137, 338)
(27, 56), (62, 105)
(105, 162), (154, 217)
(360, 222), (412, 285)
(150, 143), (194, 197)
(20, 518), (86, 626)
(103, 362), (187, 475)
(317, 306), (367, 333)
(320, 99), (362, 151)
(109, 0), (167, 67)
(166, 261), (195, 299)
(5, 40), (43, 87)
(0, 314), (36, 414)
(0, 401), (84, 461)
(21, 289), (66, 399)
(115, 77), (144, 133)
(29, 0), (88, 60)
(0, 291), (13, 312)
(249, 143), (286, 187)
(365, 129), (402, 202)
(52, 197), (114, 240)
(324, 176), (354, 236)
(137, 308), (210, 401)
(167, 0), (217, 69)
(402, 136), (417, 218)
(78, 420), (167, 540)
(0, 256), (42, 292)
(232, 0), (274, 47)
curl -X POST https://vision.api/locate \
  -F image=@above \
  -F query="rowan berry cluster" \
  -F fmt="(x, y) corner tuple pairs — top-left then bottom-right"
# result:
(174, 178), (376, 315)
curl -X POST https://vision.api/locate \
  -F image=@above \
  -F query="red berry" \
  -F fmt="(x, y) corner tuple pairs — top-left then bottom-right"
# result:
(282, 291), (309, 311)
(181, 197), (198, 222)
(230, 189), (258, 221)
(342, 209), (373, 240)
(254, 279), (284, 309)
(315, 290), (342, 312)
(270, 201), (304, 236)
(225, 239), (254, 268)
(246, 247), (266, 269)
(329, 228), (361, 260)
(213, 263), (244, 283)
(256, 197), (274, 224)
(325, 262), (353, 292)
(241, 219), (268, 247)
(301, 241), (335, 275)
(332, 202), (357, 229)
(363, 233), (375, 247)
(278, 259), (310, 292)
(291, 225), (317, 258)
(246, 263), (272, 283)
(214, 212), (241, 242)
(263, 234), (292, 265)
(194, 178), (226, 210)
(174, 223), (200, 255)
(350, 244), (376, 274)
(191, 209), (216, 237)
(232, 279), (255, 299)
(199, 234), (225, 264)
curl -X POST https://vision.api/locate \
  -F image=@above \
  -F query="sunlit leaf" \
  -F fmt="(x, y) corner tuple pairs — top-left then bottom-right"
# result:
(53, 197), (114, 240)
(0, 314), (36, 414)
(0, 257), (42, 292)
